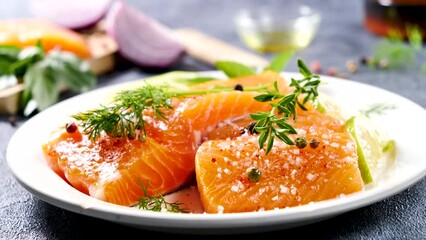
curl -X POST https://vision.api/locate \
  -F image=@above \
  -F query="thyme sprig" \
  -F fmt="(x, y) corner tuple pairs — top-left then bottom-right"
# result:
(72, 84), (269, 141)
(250, 59), (321, 154)
(137, 180), (188, 213)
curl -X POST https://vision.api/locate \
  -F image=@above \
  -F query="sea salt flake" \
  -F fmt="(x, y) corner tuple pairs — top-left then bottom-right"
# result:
(231, 185), (239, 192)
(291, 149), (300, 155)
(306, 173), (315, 181)
(280, 185), (289, 193)
(291, 169), (297, 178)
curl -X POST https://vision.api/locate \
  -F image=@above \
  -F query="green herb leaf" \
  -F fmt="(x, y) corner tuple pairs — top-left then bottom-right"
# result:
(137, 179), (188, 213)
(297, 59), (312, 77)
(23, 60), (59, 111)
(249, 59), (321, 154)
(215, 61), (256, 78)
(9, 46), (44, 77)
(0, 46), (21, 75)
(370, 24), (424, 71)
(265, 51), (294, 73)
(46, 50), (96, 92)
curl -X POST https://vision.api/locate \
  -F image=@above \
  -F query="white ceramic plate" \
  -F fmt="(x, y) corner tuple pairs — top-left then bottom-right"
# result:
(7, 72), (426, 234)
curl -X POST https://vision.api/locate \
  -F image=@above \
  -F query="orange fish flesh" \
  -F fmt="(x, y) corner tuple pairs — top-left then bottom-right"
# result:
(195, 111), (363, 213)
(43, 109), (197, 206)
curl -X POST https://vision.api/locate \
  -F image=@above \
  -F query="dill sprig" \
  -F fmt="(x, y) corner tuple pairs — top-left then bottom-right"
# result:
(137, 180), (188, 213)
(72, 85), (175, 141)
(72, 83), (269, 141)
(249, 59), (321, 154)
(359, 103), (397, 118)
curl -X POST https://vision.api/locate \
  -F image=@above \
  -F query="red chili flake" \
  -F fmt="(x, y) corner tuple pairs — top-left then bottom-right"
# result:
(65, 122), (77, 133)
(211, 158), (216, 163)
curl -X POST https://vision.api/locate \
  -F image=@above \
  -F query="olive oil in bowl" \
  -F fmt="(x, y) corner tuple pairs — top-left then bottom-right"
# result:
(235, 5), (321, 53)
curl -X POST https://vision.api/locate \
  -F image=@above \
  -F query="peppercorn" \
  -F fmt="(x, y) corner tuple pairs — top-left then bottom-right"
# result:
(247, 167), (262, 182)
(295, 135), (307, 149)
(234, 84), (243, 91)
(360, 56), (372, 65)
(65, 122), (78, 133)
(309, 139), (320, 149)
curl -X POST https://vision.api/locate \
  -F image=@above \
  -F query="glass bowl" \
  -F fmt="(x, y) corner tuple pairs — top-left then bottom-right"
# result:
(234, 5), (321, 53)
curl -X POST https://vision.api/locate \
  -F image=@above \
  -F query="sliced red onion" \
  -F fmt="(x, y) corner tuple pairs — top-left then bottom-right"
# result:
(104, 1), (185, 68)
(29, 0), (112, 30)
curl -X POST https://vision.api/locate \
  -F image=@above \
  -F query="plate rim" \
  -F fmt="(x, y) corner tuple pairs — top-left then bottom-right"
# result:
(6, 71), (426, 234)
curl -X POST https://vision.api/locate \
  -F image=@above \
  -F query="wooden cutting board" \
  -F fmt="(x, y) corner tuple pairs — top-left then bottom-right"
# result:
(0, 26), (267, 115)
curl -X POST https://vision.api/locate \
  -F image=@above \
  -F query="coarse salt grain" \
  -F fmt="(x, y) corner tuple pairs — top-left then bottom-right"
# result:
(231, 185), (239, 192)
(223, 168), (231, 174)
(291, 149), (300, 155)
(306, 173), (315, 181)
(295, 156), (302, 166)
(291, 169), (297, 178)
(272, 195), (279, 201)
(280, 185), (289, 193)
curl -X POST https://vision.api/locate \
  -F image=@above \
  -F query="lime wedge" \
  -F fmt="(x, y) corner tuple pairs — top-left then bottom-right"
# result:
(345, 115), (393, 184)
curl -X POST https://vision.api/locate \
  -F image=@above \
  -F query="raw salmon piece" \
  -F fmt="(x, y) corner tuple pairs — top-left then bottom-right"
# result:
(42, 110), (197, 206)
(0, 19), (91, 59)
(195, 131), (364, 213)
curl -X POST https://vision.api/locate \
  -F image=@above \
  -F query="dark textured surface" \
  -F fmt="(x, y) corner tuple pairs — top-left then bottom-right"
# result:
(1, 0), (426, 239)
